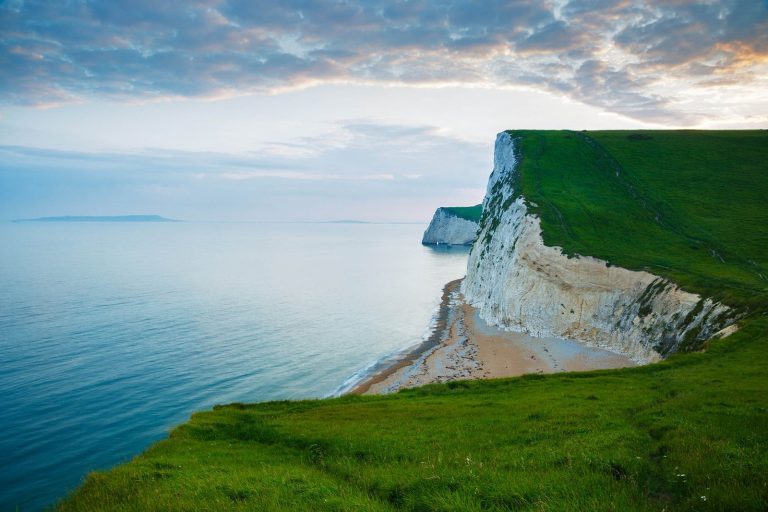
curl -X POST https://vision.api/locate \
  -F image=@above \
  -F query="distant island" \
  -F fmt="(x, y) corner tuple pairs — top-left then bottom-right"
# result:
(15, 215), (179, 223)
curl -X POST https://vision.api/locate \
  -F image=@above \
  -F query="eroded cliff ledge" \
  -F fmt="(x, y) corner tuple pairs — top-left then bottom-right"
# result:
(462, 132), (738, 363)
(422, 207), (480, 245)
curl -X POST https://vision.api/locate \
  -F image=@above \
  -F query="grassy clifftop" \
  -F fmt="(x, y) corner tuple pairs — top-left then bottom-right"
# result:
(442, 204), (483, 223)
(510, 130), (768, 312)
(59, 132), (768, 511)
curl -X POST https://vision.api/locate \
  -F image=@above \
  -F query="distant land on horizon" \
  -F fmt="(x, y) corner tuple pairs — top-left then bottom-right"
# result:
(14, 215), (180, 223)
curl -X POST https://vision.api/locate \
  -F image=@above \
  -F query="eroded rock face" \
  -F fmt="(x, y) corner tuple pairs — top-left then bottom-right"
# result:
(462, 132), (737, 363)
(422, 208), (479, 245)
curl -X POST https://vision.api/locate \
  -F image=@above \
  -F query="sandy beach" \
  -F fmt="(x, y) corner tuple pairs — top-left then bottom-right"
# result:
(351, 278), (635, 395)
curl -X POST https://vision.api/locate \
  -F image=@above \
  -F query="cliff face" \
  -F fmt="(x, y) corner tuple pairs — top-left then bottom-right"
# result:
(422, 208), (479, 245)
(462, 132), (736, 363)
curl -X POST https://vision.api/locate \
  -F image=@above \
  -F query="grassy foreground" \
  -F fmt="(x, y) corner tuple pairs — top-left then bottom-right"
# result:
(59, 131), (768, 511)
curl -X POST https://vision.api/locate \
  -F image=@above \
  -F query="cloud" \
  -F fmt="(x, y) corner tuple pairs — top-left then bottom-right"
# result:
(1, 0), (767, 123)
(0, 120), (490, 220)
(516, 20), (590, 54)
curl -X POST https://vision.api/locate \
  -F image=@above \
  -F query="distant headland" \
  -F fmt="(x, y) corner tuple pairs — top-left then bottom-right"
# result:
(14, 215), (179, 223)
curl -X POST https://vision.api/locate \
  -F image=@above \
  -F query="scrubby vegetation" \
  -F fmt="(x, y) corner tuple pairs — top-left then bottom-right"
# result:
(59, 131), (768, 511)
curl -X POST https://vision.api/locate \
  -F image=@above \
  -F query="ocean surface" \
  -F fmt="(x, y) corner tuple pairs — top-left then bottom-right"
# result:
(0, 221), (470, 510)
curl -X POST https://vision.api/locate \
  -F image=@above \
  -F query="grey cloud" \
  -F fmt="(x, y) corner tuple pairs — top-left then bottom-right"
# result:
(0, 120), (485, 184)
(571, 60), (672, 121)
(516, 20), (590, 53)
(1, 0), (766, 122)
(614, 1), (768, 68)
(0, 145), (300, 173)
(0, 120), (489, 220)
(283, 121), (487, 186)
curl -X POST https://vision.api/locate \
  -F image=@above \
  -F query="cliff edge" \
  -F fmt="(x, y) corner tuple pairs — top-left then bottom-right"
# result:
(463, 132), (737, 363)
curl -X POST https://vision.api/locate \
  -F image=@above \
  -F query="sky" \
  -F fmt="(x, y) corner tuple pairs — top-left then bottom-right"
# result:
(1, 1), (767, 222)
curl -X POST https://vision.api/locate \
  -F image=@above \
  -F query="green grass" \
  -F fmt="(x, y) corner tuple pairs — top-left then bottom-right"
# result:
(442, 205), (483, 223)
(509, 130), (768, 312)
(59, 132), (768, 511)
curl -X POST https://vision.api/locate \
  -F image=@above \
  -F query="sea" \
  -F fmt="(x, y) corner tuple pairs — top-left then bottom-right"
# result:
(0, 221), (470, 510)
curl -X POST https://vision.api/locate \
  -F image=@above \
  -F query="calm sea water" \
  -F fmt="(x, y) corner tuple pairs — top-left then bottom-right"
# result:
(0, 222), (469, 510)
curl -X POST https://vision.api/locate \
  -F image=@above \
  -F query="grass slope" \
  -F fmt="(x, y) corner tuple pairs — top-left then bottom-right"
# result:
(442, 205), (483, 223)
(510, 130), (768, 311)
(59, 131), (768, 511)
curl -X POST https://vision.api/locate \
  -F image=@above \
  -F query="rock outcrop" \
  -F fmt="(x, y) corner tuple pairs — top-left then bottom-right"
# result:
(422, 208), (479, 246)
(462, 132), (737, 363)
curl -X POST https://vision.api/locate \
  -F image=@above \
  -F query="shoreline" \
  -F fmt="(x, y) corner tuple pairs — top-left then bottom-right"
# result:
(348, 279), (463, 395)
(350, 278), (635, 395)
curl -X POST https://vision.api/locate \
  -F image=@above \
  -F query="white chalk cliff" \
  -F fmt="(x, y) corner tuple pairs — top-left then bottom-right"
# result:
(463, 132), (737, 363)
(422, 208), (479, 245)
